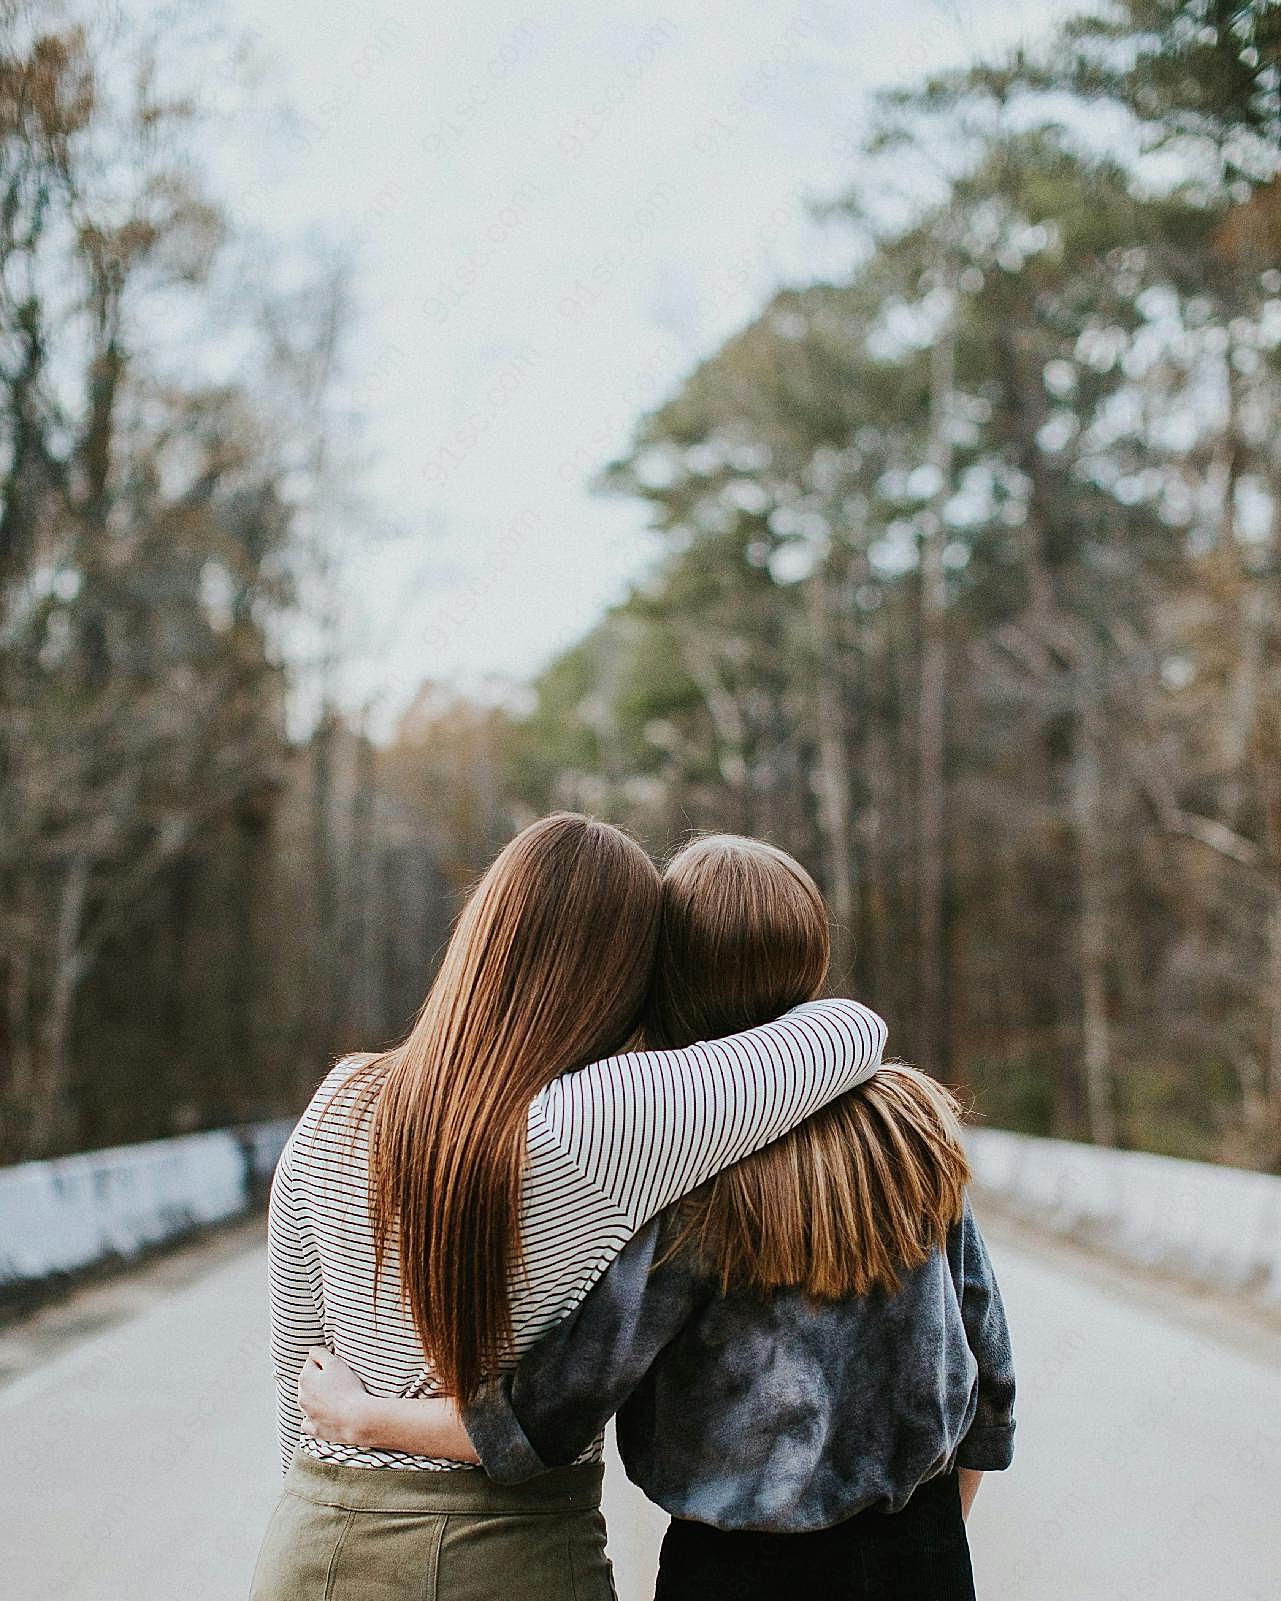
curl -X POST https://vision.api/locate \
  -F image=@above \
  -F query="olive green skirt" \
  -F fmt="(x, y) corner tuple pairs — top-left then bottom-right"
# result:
(250, 1453), (615, 1601)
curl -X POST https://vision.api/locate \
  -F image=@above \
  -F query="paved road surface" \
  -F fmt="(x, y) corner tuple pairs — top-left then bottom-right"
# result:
(2, 1213), (1278, 1600)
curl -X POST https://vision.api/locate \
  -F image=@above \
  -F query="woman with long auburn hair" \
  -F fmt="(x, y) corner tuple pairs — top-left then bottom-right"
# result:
(299, 834), (1014, 1601)
(251, 816), (888, 1601)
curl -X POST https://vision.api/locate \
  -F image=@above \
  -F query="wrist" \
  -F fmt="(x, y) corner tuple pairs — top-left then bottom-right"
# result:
(344, 1393), (389, 1449)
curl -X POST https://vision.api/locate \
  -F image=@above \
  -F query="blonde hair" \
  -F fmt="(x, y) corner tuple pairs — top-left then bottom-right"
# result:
(652, 835), (970, 1300)
(341, 814), (661, 1401)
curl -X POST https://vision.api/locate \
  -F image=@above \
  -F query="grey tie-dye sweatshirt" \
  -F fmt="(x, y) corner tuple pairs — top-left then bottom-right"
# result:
(463, 1194), (1014, 1533)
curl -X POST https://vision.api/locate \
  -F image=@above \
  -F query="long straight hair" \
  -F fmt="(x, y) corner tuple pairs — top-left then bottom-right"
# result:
(652, 835), (970, 1300)
(341, 813), (661, 1401)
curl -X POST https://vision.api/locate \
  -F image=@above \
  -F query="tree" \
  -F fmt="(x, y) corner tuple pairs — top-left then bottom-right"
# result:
(507, 2), (1281, 1169)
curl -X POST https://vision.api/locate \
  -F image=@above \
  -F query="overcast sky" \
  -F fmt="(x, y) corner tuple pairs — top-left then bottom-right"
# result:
(212, 0), (1077, 727)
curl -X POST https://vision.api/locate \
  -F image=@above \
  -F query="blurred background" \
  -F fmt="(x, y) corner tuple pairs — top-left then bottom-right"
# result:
(4, 0), (1281, 1171)
(2, 1), (1281, 1595)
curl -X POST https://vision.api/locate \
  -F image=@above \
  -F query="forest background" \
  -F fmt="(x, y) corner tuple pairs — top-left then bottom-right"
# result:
(4, 0), (1280, 1174)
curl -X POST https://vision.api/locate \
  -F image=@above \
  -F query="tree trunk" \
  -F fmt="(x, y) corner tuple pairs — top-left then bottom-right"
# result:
(308, 707), (341, 1056)
(1072, 681), (1117, 1146)
(340, 721), (379, 1043)
(2, 894), (36, 1162)
(680, 635), (752, 829)
(1213, 361), (1256, 824)
(1265, 884), (1281, 1120)
(862, 716), (897, 1025)
(29, 851), (93, 1157)
(916, 306), (955, 1075)
(806, 566), (858, 988)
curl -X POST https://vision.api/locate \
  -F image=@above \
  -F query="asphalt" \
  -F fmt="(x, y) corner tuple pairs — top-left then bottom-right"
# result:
(2, 1211), (1278, 1600)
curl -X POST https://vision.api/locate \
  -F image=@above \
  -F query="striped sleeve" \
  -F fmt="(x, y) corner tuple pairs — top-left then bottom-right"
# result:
(534, 998), (887, 1230)
(266, 1135), (326, 1473)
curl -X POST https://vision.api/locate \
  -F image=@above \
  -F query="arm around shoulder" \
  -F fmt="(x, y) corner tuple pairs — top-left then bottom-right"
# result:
(535, 997), (889, 1228)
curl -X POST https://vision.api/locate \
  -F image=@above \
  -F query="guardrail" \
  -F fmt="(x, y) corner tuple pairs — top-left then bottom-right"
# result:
(966, 1126), (1281, 1305)
(5, 1119), (1279, 1307)
(0, 1119), (293, 1292)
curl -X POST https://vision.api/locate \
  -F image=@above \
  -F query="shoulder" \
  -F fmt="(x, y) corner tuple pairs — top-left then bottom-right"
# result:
(284, 1054), (380, 1166)
(315, 1052), (379, 1107)
(944, 1190), (986, 1266)
(289, 1054), (358, 1121)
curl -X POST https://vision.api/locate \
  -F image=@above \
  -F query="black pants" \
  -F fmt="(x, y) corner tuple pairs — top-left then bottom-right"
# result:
(652, 1470), (976, 1601)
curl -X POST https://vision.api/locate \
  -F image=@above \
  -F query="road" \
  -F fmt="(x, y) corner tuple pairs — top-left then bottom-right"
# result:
(2, 1212), (1278, 1601)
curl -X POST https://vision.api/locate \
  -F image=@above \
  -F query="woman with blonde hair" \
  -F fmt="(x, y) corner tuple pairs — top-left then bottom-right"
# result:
(300, 834), (1013, 1600)
(251, 816), (887, 1601)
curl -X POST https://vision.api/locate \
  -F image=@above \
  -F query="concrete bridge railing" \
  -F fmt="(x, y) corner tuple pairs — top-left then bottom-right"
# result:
(4, 1118), (1280, 1308)
(0, 1120), (293, 1293)
(966, 1127), (1281, 1306)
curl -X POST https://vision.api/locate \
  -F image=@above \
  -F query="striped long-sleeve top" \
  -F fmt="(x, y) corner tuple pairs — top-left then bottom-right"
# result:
(267, 997), (887, 1473)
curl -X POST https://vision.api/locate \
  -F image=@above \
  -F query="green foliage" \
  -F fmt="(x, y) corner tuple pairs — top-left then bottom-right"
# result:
(507, 0), (1281, 1171)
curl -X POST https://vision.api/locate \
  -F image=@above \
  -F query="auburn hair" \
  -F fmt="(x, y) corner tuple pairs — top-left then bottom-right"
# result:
(337, 813), (661, 1402)
(651, 835), (970, 1300)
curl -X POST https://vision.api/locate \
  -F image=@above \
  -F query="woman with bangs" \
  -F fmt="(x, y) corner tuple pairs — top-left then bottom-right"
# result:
(250, 816), (887, 1601)
(299, 834), (1014, 1601)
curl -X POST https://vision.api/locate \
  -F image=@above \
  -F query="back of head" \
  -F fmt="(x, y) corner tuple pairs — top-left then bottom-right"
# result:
(355, 812), (662, 1400)
(646, 834), (830, 1048)
(651, 834), (969, 1300)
